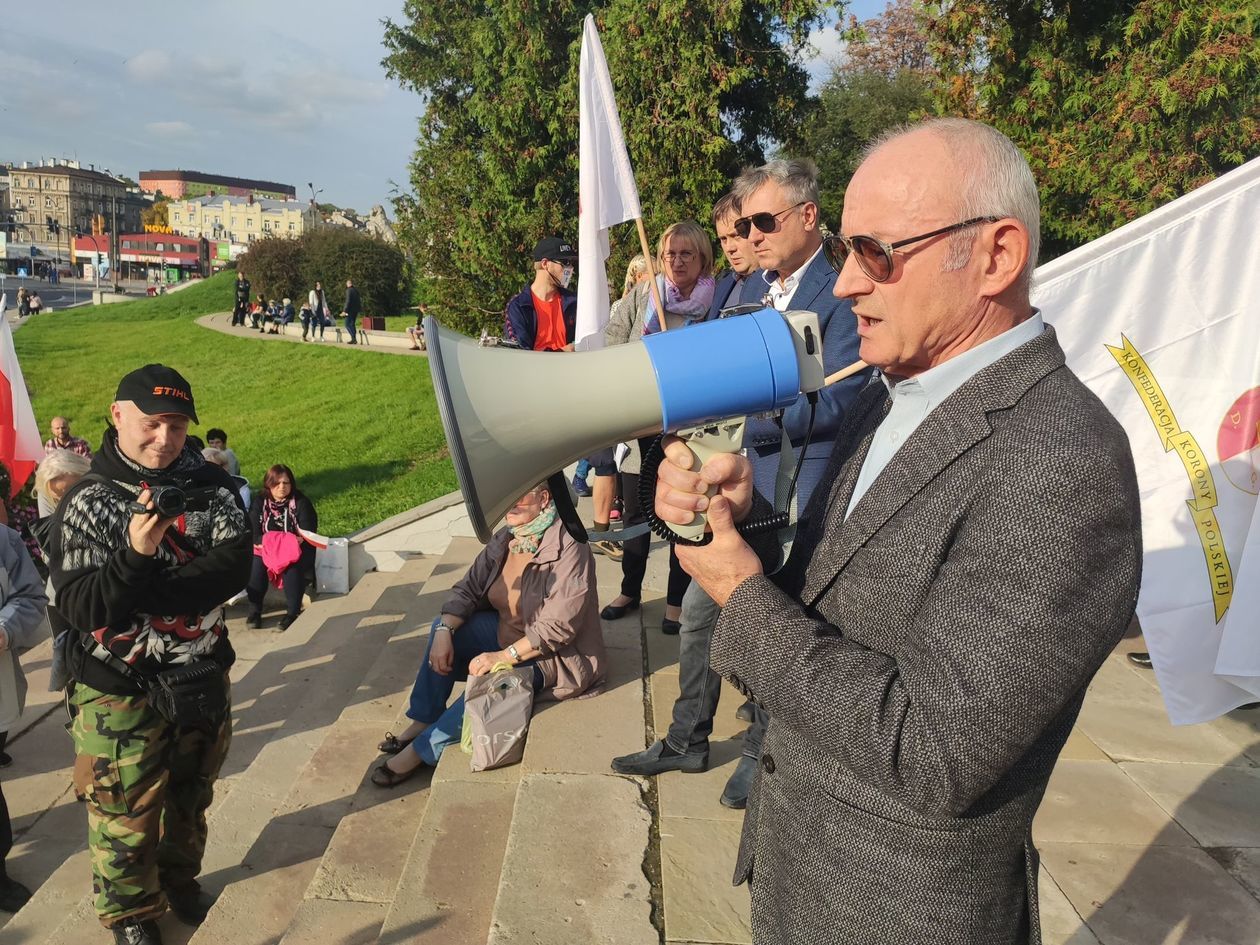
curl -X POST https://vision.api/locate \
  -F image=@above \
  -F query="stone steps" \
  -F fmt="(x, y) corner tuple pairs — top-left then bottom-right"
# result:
(375, 551), (658, 945)
(0, 559), (427, 944)
(184, 553), (452, 945)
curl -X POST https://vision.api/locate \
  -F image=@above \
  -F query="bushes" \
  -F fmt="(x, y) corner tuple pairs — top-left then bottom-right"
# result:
(240, 229), (408, 315)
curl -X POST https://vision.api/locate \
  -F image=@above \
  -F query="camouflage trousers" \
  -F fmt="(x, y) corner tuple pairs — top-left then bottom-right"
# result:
(69, 679), (231, 928)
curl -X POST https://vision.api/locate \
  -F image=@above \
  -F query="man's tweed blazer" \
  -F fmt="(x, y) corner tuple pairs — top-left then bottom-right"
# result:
(711, 325), (1142, 945)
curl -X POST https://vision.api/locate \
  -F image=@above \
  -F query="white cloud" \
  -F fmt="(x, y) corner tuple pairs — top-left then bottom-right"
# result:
(145, 121), (194, 137)
(803, 24), (850, 93)
(125, 49), (172, 81)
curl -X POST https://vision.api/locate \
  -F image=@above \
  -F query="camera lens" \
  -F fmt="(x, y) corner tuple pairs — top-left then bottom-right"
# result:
(152, 486), (187, 518)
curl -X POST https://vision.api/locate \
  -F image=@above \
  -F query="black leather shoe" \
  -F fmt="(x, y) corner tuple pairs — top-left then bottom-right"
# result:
(112, 918), (164, 945)
(246, 611), (262, 629)
(720, 754), (759, 809)
(611, 739), (707, 776)
(734, 700), (756, 723)
(164, 883), (216, 925)
(0, 876), (32, 913)
(600, 599), (640, 620)
(278, 612), (300, 631)
(661, 618), (681, 635)
(1127, 651), (1153, 668)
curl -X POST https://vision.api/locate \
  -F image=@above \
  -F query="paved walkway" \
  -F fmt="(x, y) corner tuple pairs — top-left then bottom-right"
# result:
(198, 310), (429, 355)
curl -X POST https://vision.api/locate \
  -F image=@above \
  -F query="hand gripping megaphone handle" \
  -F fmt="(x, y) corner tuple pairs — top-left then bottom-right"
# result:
(666, 418), (747, 543)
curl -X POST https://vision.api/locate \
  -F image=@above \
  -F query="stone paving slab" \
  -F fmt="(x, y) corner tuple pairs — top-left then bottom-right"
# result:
(1038, 871), (1101, 945)
(279, 899), (387, 945)
(523, 644), (645, 778)
(378, 779), (518, 945)
(659, 815), (750, 945)
(189, 821), (336, 945)
(1033, 759), (1195, 847)
(1040, 841), (1260, 945)
(1119, 761), (1260, 847)
(487, 773), (656, 945)
(1076, 656), (1251, 766)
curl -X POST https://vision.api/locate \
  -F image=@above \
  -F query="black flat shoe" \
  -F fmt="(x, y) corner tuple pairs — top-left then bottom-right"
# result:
(378, 732), (407, 755)
(1127, 651), (1153, 668)
(661, 618), (681, 635)
(600, 599), (640, 620)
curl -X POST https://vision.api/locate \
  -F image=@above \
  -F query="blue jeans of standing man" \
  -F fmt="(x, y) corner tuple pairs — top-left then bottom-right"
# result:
(666, 581), (768, 759)
(404, 612), (543, 765)
(344, 314), (357, 343)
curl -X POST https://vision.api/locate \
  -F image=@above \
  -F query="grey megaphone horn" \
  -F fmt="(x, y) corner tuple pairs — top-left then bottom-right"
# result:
(424, 309), (825, 543)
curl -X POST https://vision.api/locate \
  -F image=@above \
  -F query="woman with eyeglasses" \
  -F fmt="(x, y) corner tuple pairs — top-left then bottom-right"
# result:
(642, 220), (716, 335)
(602, 224), (714, 633)
(371, 483), (608, 785)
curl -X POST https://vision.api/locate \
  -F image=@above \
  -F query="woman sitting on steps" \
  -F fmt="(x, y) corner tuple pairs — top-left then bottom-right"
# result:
(373, 482), (608, 785)
(246, 464), (318, 631)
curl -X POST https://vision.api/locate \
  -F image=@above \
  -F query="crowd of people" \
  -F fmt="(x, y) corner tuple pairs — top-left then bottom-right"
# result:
(231, 274), (364, 344)
(0, 116), (1159, 945)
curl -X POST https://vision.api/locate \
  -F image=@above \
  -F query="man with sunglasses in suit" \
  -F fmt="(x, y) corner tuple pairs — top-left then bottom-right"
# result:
(612, 161), (866, 808)
(654, 118), (1142, 944)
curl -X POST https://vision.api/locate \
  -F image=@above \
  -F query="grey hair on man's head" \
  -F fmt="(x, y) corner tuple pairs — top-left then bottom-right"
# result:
(863, 117), (1041, 296)
(731, 158), (821, 211)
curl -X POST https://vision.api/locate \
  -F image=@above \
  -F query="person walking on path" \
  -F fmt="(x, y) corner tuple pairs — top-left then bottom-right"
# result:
(341, 279), (361, 345)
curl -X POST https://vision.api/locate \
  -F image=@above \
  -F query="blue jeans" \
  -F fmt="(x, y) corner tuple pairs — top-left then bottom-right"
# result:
(666, 582), (768, 758)
(344, 315), (357, 342)
(574, 459), (591, 481)
(405, 612), (542, 765)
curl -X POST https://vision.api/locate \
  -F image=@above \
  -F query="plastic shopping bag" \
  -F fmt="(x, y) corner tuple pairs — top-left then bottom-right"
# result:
(460, 661), (535, 771)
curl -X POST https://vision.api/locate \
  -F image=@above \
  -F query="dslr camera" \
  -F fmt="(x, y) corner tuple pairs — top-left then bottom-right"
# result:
(129, 482), (220, 518)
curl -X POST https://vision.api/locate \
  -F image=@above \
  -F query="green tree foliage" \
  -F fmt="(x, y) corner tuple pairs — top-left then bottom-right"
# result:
(925, 0), (1260, 258)
(798, 1), (934, 223)
(382, 0), (838, 335)
(239, 229), (407, 316)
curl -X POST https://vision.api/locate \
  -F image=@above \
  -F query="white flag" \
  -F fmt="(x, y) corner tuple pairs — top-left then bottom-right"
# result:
(576, 14), (641, 351)
(1035, 156), (1260, 724)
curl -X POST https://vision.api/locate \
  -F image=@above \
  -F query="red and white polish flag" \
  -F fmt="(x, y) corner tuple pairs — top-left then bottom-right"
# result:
(0, 297), (45, 496)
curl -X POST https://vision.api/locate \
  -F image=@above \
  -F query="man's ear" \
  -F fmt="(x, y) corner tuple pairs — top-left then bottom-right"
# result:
(800, 201), (820, 232)
(978, 219), (1030, 297)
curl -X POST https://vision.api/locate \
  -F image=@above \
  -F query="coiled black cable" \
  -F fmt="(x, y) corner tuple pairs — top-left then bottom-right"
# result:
(637, 397), (817, 545)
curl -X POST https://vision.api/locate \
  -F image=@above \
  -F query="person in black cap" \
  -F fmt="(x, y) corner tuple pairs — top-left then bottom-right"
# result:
(44, 364), (251, 945)
(503, 236), (579, 351)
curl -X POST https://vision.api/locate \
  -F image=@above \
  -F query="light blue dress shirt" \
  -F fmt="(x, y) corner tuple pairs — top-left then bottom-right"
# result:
(845, 313), (1045, 518)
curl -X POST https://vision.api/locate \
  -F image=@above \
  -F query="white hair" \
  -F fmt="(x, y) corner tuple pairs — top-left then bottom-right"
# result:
(34, 449), (91, 503)
(864, 117), (1041, 296)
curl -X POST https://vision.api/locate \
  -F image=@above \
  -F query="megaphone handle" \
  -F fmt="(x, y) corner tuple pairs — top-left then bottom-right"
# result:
(668, 419), (747, 543)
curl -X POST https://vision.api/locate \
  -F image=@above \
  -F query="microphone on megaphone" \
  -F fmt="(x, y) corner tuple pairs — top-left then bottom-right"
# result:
(425, 308), (835, 545)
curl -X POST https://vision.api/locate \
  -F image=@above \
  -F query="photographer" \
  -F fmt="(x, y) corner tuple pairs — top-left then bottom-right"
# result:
(46, 364), (251, 945)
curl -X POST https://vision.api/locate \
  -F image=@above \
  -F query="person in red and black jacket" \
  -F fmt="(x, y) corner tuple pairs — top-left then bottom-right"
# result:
(245, 464), (317, 631)
(503, 237), (578, 350)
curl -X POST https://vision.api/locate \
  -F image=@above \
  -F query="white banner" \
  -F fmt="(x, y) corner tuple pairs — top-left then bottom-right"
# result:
(576, 14), (641, 351)
(1035, 157), (1260, 724)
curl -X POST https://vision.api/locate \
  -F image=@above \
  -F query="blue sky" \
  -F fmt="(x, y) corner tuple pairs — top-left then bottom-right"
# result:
(0, 1), (882, 213)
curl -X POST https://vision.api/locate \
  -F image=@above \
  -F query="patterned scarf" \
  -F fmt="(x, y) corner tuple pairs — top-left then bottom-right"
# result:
(642, 275), (717, 335)
(509, 500), (557, 554)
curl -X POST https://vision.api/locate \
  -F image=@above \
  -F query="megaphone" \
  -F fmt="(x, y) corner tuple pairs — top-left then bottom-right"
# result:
(425, 308), (825, 543)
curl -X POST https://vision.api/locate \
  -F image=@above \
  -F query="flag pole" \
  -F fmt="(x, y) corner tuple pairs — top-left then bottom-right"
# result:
(634, 217), (669, 332)
(824, 359), (868, 386)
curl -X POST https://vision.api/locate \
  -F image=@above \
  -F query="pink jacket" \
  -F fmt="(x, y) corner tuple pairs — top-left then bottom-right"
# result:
(441, 519), (607, 700)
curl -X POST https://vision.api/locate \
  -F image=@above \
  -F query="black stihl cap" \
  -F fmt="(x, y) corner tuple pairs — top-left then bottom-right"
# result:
(115, 364), (199, 423)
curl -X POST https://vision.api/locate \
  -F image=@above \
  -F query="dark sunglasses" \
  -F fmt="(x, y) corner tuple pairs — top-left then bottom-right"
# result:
(822, 217), (1000, 282)
(732, 201), (807, 239)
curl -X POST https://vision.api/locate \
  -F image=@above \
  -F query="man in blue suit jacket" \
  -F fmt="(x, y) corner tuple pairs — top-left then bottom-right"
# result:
(613, 159), (870, 810)
(707, 192), (758, 320)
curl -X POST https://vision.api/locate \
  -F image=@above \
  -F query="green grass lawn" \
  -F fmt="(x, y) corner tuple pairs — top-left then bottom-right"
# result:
(14, 273), (457, 535)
